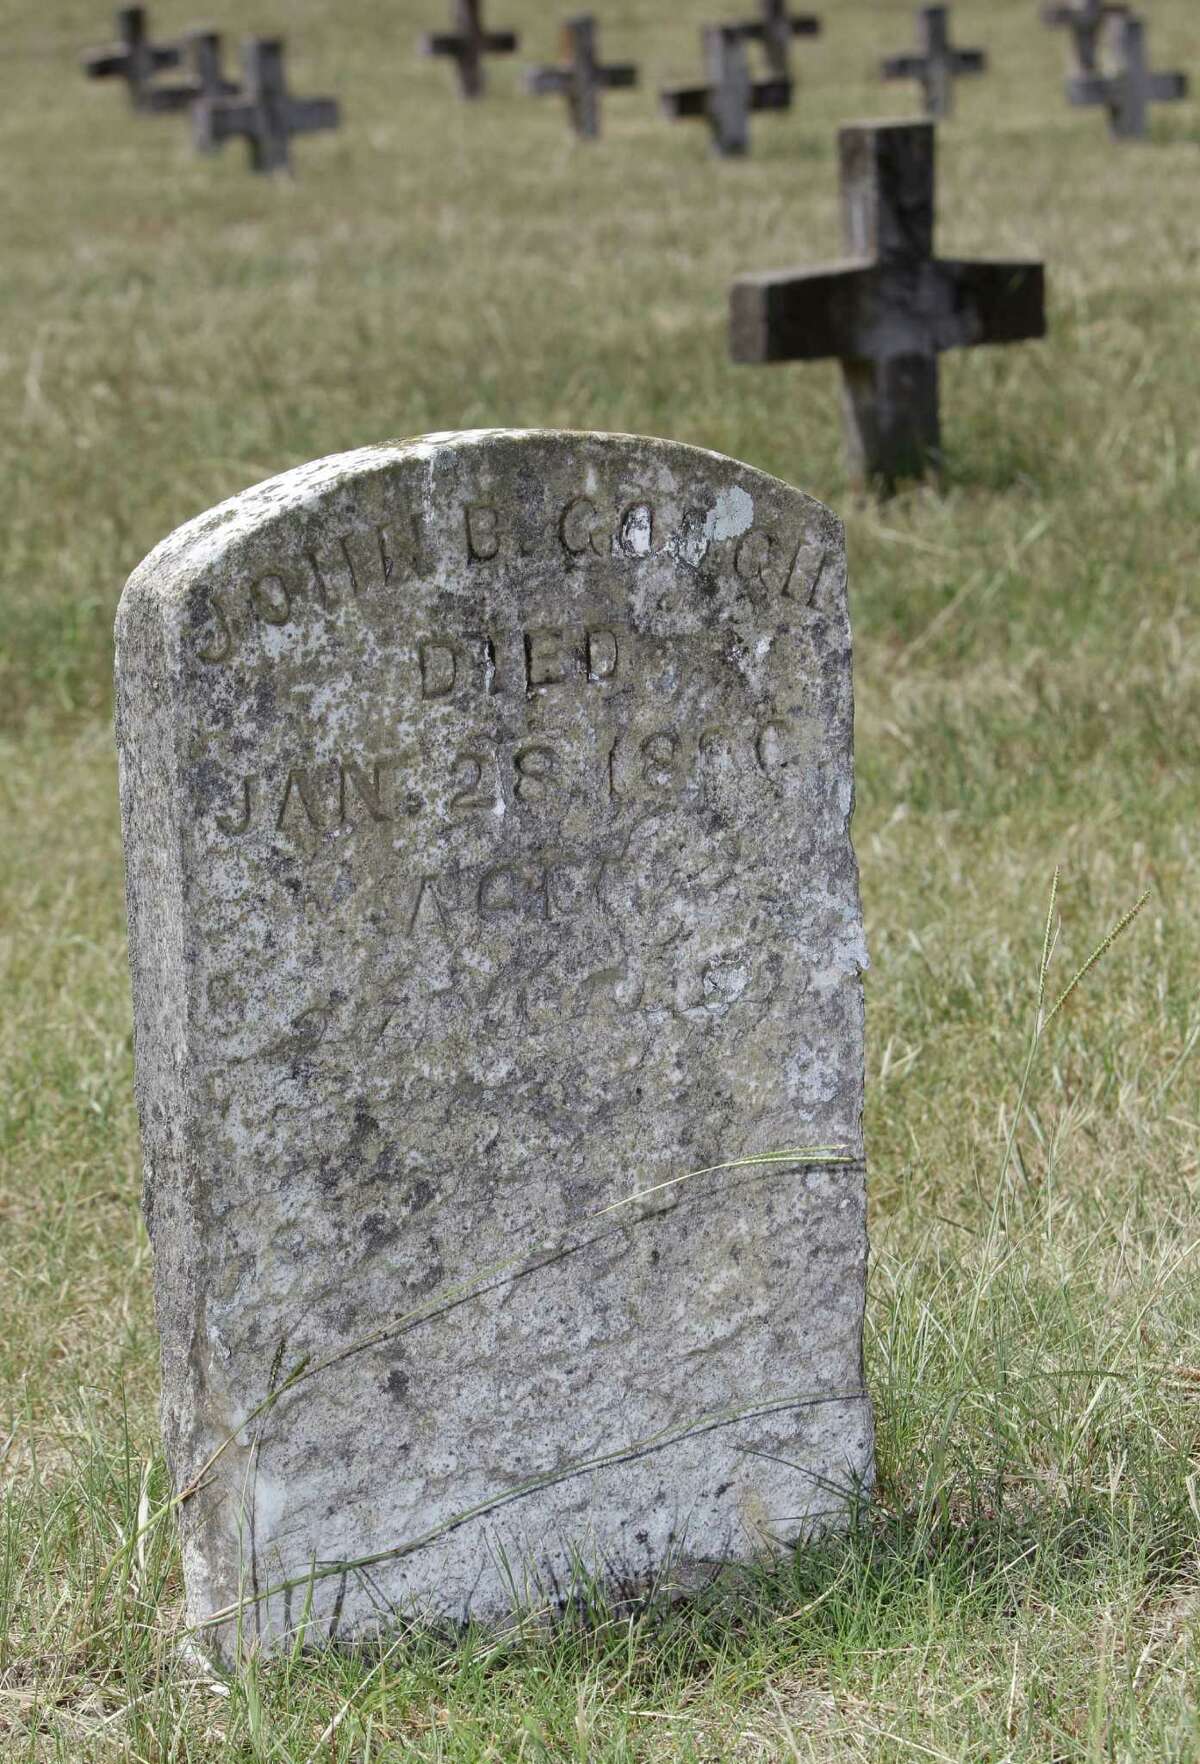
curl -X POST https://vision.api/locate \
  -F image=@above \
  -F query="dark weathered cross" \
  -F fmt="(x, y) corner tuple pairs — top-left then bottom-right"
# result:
(1041, 0), (1126, 77)
(661, 26), (791, 158)
(193, 40), (339, 174)
(420, 0), (519, 100)
(81, 6), (181, 109)
(139, 31), (238, 116)
(1067, 11), (1187, 139)
(525, 16), (637, 140)
(724, 0), (821, 81)
(729, 121), (1045, 490)
(881, 6), (986, 119)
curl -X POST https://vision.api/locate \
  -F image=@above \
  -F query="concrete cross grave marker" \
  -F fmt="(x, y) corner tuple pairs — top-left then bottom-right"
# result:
(1041, 0), (1128, 78)
(725, 0), (821, 81)
(661, 27), (791, 158)
(139, 31), (239, 117)
(880, 6), (986, 119)
(82, 6), (181, 109)
(1067, 11), (1187, 139)
(193, 39), (339, 175)
(420, 0), (518, 100)
(730, 122), (1046, 491)
(115, 428), (874, 1660)
(525, 16), (637, 140)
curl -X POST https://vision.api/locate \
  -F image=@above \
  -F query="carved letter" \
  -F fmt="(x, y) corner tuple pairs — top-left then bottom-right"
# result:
(585, 627), (619, 683)
(196, 590), (234, 665)
(524, 628), (573, 690)
(419, 639), (458, 700)
(617, 502), (653, 558)
(250, 574), (293, 626)
(216, 776), (255, 836)
(559, 496), (610, 557)
(277, 769), (323, 832)
(340, 760), (392, 823)
(464, 504), (501, 562)
(734, 529), (774, 587)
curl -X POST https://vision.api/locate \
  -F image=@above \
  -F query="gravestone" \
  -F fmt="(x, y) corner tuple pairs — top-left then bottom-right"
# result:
(1041, 0), (1127, 78)
(1067, 10), (1186, 139)
(420, 0), (518, 100)
(730, 122), (1045, 490)
(193, 39), (339, 174)
(725, 0), (821, 81)
(115, 429), (873, 1659)
(661, 27), (791, 157)
(82, 6), (181, 109)
(526, 16), (637, 140)
(880, 5), (986, 118)
(140, 31), (238, 116)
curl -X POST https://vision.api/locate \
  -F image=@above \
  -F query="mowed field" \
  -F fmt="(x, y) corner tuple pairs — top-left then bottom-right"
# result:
(3, 0), (1200, 1756)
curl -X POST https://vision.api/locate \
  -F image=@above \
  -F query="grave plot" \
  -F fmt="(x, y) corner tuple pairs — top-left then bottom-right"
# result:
(1067, 10), (1187, 139)
(193, 39), (340, 174)
(420, 0), (518, 100)
(661, 26), (791, 158)
(881, 5), (986, 119)
(526, 16), (638, 141)
(730, 121), (1046, 490)
(115, 427), (872, 1659)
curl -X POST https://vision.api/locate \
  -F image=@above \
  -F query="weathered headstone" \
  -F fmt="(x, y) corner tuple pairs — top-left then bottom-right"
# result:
(880, 6), (986, 118)
(1067, 10), (1186, 139)
(730, 122), (1046, 490)
(193, 39), (339, 174)
(525, 16), (637, 140)
(1041, 0), (1128, 78)
(82, 6), (181, 109)
(725, 0), (821, 81)
(661, 27), (791, 158)
(420, 0), (518, 100)
(140, 31), (239, 117)
(116, 429), (873, 1658)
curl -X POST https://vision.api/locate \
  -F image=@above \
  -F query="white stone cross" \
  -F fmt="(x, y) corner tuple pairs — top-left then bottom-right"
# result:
(730, 122), (1045, 490)
(1067, 11), (1187, 139)
(81, 6), (181, 110)
(193, 39), (339, 175)
(881, 6), (986, 119)
(661, 27), (791, 158)
(525, 16), (638, 140)
(420, 0), (519, 100)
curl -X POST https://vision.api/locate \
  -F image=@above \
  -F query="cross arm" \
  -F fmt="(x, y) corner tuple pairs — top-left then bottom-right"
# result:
(933, 260), (1046, 349)
(951, 50), (987, 73)
(732, 15), (822, 42)
(525, 66), (571, 96)
(730, 261), (874, 363)
(661, 83), (709, 118)
(1066, 72), (1113, 102)
(1149, 72), (1189, 99)
(288, 98), (340, 133)
(881, 53), (927, 78)
(598, 65), (638, 91)
(481, 32), (518, 52)
(749, 77), (792, 112)
(420, 31), (467, 56)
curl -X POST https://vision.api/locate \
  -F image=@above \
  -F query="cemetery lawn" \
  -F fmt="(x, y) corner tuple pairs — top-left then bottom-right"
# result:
(2, 0), (1198, 1756)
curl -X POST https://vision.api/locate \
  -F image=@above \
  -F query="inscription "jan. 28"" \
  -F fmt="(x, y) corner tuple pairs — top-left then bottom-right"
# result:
(212, 716), (805, 838)
(191, 492), (829, 667)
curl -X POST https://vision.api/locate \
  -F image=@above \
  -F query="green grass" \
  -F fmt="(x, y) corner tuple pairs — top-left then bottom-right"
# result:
(3, 0), (1200, 1754)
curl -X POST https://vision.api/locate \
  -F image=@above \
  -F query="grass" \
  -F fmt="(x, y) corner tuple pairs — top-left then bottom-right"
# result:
(2, 0), (1200, 1754)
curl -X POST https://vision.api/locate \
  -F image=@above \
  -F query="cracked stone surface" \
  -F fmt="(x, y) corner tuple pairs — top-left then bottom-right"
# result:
(115, 429), (873, 1660)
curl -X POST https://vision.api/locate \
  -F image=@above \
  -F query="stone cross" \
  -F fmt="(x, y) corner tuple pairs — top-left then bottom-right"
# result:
(880, 6), (986, 118)
(1041, 0), (1127, 77)
(725, 0), (821, 81)
(115, 428), (873, 1660)
(661, 27), (791, 158)
(81, 6), (181, 109)
(193, 40), (339, 174)
(730, 122), (1045, 490)
(420, 0), (519, 100)
(139, 32), (238, 116)
(525, 16), (637, 139)
(1067, 11), (1187, 139)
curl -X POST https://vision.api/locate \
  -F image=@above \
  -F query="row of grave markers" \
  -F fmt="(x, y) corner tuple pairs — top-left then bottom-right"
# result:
(85, 2), (1191, 171)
